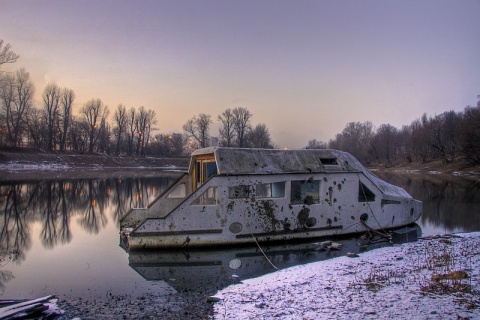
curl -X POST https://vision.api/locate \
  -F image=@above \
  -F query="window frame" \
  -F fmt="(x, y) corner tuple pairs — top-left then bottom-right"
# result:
(192, 186), (217, 205)
(290, 179), (321, 205)
(256, 181), (286, 199)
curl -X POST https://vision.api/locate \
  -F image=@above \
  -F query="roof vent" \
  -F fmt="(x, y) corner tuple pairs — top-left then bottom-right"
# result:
(320, 158), (338, 165)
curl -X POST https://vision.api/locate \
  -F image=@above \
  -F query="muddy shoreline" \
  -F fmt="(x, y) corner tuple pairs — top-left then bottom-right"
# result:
(58, 290), (215, 319)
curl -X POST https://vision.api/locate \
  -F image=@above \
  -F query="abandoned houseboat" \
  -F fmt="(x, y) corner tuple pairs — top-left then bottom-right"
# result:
(120, 147), (422, 249)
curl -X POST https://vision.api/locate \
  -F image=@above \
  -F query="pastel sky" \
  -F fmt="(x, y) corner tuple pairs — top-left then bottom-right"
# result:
(1, 0), (479, 148)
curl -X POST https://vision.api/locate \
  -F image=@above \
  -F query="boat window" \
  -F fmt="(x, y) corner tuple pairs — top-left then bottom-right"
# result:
(205, 162), (217, 178)
(228, 185), (252, 199)
(358, 182), (375, 202)
(192, 187), (217, 205)
(291, 180), (320, 205)
(381, 199), (401, 205)
(194, 159), (217, 190)
(167, 183), (186, 198)
(257, 182), (285, 198)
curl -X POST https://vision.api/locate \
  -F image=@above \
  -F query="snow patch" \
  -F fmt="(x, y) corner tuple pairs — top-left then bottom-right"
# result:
(213, 233), (480, 319)
(0, 162), (71, 171)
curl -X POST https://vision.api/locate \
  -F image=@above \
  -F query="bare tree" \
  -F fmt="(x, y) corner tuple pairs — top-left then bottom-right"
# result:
(0, 40), (19, 68)
(59, 88), (75, 151)
(152, 133), (185, 156)
(246, 123), (273, 148)
(42, 83), (61, 150)
(0, 69), (35, 147)
(407, 115), (433, 163)
(429, 110), (461, 163)
(372, 123), (399, 165)
(232, 107), (252, 148)
(143, 109), (157, 155)
(134, 106), (157, 156)
(80, 98), (109, 153)
(113, 104), (127, 155)
(0, 73), (16, 146)
(183, 113), (212, 148)
(306, 139), (327, 149)
(461, 101), (480, 164)
(23, 106), (45, 148)
(126, 107), (137, 156)
(68, 116), (86, 152)
(97, 118), (110, 153)
(328, 121), (374, 163)
(218, 108), (235, 147)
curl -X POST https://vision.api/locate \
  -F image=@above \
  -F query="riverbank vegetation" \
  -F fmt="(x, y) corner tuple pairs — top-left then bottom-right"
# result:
(318, 99), (480, 170)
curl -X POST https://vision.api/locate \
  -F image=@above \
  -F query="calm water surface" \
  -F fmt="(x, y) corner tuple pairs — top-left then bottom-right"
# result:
(0, 171), (479, 301)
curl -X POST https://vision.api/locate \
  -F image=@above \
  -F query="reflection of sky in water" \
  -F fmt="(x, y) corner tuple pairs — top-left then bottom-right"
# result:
(0, 174), (479, 301)
(3, 220), (172, 300)
(417, 219), (464, 238)
(375, 172), (480, 236)
(0, 177), (175, 300)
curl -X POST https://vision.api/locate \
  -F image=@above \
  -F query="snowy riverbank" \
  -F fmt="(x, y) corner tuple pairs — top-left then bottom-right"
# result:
(212, 232), (480, 320)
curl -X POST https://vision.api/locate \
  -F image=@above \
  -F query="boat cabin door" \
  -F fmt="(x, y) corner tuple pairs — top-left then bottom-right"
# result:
(193, 154), (217, 191)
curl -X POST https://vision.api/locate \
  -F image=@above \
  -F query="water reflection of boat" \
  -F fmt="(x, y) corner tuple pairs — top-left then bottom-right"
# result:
(126, 234), (404, 293)
(121, 147), (422, 249)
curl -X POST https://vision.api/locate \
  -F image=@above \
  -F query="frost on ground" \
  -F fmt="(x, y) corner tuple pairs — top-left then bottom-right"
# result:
(213, 233), (480, 320)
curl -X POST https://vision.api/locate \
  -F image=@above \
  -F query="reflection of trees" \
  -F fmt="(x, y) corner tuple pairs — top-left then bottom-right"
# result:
(41, 182), (59, 248)
(0, 176), (174, 255)
(78, 180), (108, 234)
(375, 172), (480, 232)
(0, 185), (31, 258)
(58, 182), (72, 244)
(110, 177), (175, 223)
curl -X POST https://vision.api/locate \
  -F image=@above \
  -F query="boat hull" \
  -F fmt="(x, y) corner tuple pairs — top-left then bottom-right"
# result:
(123, 171), (422, 249)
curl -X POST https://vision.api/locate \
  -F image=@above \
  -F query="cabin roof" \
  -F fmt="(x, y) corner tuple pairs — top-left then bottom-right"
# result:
(192, 147), (360, 175)
(190, 147), (411, 198)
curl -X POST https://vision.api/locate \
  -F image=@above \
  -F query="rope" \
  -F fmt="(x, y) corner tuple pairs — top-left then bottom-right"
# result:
(241, 188), (278, 270)
(358, 173), (390, 239)
(361, 220), (390, 239)
(251, 232), (278, 270)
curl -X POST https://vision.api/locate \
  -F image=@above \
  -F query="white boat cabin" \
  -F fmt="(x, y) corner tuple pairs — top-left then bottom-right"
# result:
(121, 147), (422, 249)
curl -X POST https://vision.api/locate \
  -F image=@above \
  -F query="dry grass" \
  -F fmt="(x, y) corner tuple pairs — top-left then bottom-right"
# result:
(418, 239), (476, 297)
(351, 235), (479, 311)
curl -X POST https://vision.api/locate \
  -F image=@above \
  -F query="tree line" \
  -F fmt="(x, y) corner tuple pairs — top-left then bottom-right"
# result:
(0, 40), (274, 156)
(182, 107), (274, 150)
(0, 68), (158, 156)
(309, 98), (480, 166)
(0, 41), (158, 156)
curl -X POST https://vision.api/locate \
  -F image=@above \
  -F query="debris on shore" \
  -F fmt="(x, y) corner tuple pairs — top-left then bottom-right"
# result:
(0, 295), (62, 319)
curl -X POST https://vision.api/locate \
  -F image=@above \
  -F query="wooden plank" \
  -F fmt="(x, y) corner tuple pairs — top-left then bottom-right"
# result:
(0, 303), (48, 319)
(0, 295), (53, 319)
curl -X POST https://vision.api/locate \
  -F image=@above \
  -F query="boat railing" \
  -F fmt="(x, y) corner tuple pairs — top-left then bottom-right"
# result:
(120, 173), (191, 227)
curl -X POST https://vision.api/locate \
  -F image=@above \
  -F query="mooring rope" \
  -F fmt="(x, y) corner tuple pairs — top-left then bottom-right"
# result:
(358, 173), (390, 239)
(250, 232), (278, 270)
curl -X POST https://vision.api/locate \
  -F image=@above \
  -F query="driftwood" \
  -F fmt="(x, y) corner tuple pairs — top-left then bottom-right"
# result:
(0, 295), (61, 319)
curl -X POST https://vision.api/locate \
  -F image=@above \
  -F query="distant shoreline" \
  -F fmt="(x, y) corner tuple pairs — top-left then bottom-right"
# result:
(1, 148), (479, 180)
(0, 148), (189, 181)
(368, 159), (480, 177)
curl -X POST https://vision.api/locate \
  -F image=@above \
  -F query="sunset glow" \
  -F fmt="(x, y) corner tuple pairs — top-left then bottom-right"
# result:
(1, 0), (479, 148)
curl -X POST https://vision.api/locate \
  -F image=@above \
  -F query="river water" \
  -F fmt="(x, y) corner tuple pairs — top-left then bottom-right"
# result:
(0, 171), (479, 302)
